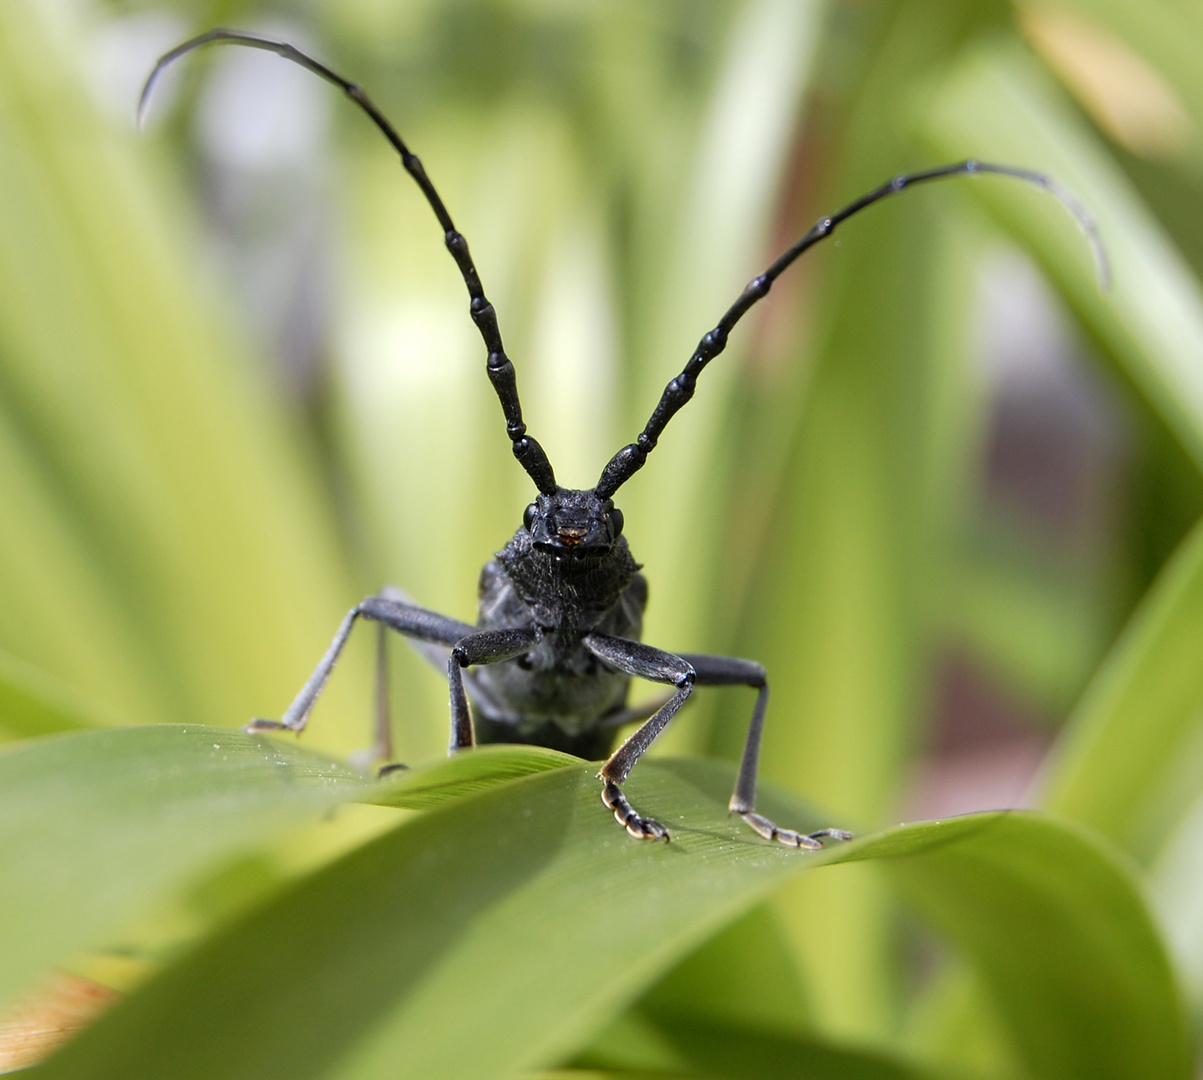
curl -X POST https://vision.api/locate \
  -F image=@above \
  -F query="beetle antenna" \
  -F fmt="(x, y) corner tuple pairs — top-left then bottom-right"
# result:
(595, 159), (1109, 498)
(140, 29), (558, 495)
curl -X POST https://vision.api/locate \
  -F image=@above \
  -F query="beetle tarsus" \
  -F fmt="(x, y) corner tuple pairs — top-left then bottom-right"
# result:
(737, 810), (851, 850)
(602, 780), (670, 842)
(244, 718), (294, 734)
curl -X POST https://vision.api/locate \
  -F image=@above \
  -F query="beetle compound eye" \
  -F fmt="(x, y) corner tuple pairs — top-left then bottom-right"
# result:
(607, 508), (624, 538)
(523, 503), (537, 531)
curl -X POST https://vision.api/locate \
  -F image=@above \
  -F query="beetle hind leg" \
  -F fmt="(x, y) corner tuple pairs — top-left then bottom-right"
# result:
(680, 652), (853, 850)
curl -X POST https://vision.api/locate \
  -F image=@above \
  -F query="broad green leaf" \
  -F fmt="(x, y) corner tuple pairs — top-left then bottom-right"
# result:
(1039, 513), (1203, 850)
(371, 744), (580, 810)
(38, 761), (1186, 1080)
(874, 813), (1190, 1080)
(0, 725), (369, 1012)
(34, 759), (833, 1080)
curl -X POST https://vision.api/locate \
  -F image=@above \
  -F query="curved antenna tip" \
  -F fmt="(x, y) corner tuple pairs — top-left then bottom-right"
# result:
(136, 45), (183, 131)
(970, 161), (1110, 292)
(1042, 173), (1111, 292)
(135, 29), (244, 133)
(1089, 227), (1112, 292)
(135, 79), (155, 130)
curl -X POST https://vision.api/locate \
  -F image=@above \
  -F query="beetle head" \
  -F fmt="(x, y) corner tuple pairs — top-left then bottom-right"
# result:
(522, 489), (624, 557)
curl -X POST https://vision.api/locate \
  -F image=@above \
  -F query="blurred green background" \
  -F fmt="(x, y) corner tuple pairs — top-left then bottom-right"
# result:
(4, 0), (1203, 1075)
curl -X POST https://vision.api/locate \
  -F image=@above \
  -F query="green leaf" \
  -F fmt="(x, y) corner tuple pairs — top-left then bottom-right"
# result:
(34, 759), (831, 1080)
(870, 814), (1191, 1080)
(631, 904), (814, 1037)
(38, 761), (1187, 1080)
(0, 725), (369, 1011)
(620, 1015), (936, 1080)
(370, 744), (580, 810)
(1039, 513), (1203, 851)
(1026, 510), (1203, 1010)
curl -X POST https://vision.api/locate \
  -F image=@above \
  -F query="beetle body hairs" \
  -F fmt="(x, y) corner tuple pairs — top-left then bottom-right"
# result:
(142, 30), (1107, 845)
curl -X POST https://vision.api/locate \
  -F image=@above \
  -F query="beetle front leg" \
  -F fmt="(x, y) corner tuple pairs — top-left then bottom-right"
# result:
(447, 628), (540, 751)
(585, 633), (695, 840)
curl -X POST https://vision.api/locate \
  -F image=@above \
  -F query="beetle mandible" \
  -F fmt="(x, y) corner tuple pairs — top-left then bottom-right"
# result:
(142, 29), (1106, 844)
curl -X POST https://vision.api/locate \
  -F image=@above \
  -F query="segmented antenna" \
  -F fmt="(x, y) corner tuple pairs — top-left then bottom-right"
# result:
(140, 29), (558, 496)
(595, 159), (1109, 499)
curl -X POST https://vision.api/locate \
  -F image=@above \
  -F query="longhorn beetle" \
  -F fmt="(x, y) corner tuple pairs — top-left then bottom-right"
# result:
(142, 30), (1106, 845)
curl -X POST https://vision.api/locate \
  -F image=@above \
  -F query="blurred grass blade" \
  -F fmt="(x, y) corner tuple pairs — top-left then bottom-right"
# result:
(1038, 513), (1203, 851)
(1150, 788), (1203, 1014)
(0, 394), (163, 730)
(0, 650), (112, 739)
(724, 5), (1018, 1037)
(0, 0), (370, 749)
(629, 904), (814, 1038)
(37, 762), (1187, 1080)
(623, 0), (823, 657)
(609, 1014), (938, 1080)
(1019, 0), (1203, 157)
(867, 814), (1191, 1080)
(0, 725), (370, 1012)
(921, 40), (1203, 469)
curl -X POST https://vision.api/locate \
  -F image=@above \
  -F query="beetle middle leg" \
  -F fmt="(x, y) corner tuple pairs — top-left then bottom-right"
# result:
(446, 628), (540, 751)
(347, 622), (397, 771)
(681, 654), (852, 850)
